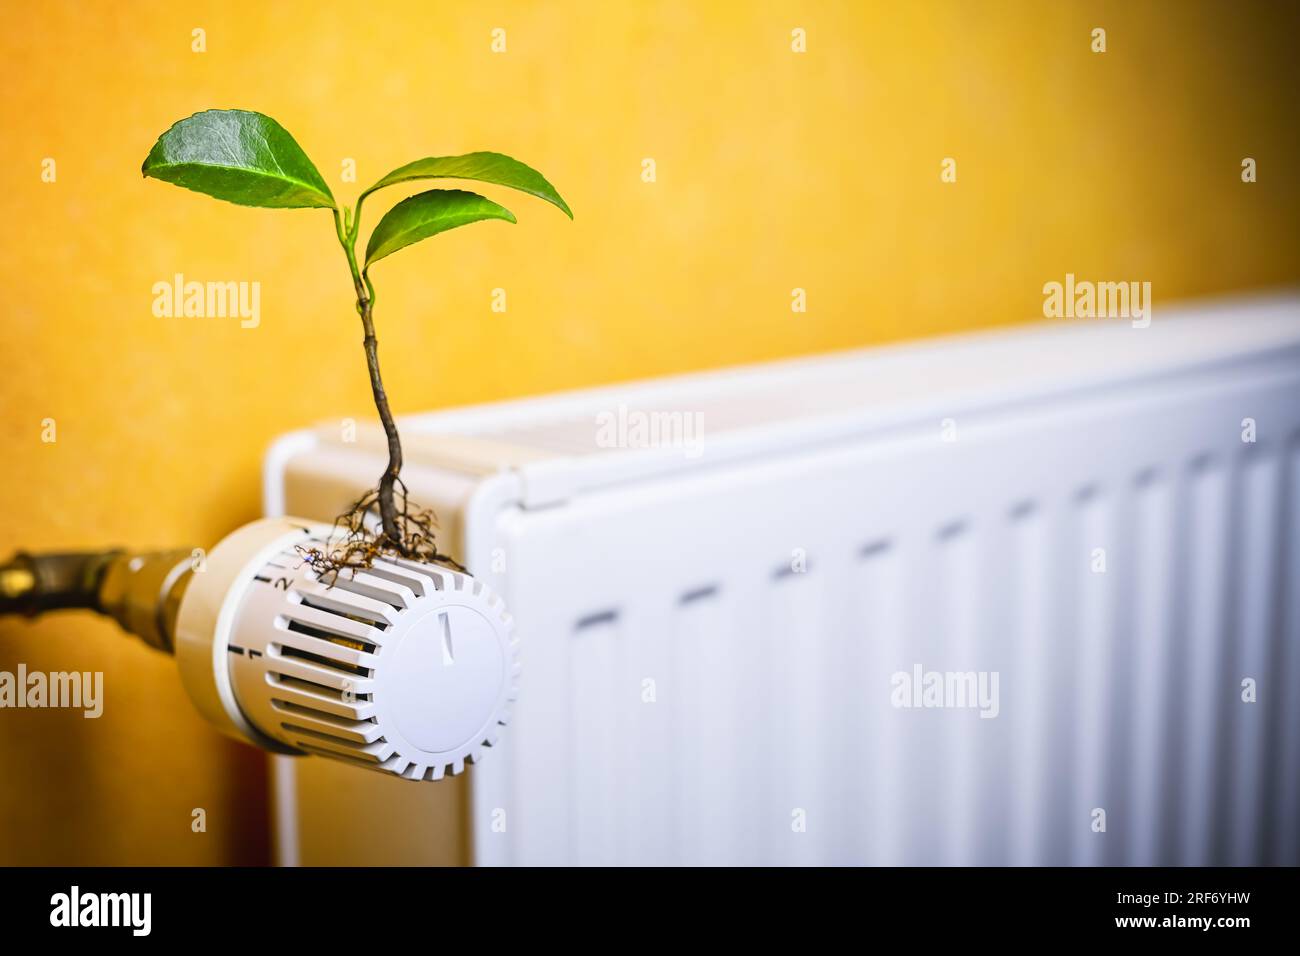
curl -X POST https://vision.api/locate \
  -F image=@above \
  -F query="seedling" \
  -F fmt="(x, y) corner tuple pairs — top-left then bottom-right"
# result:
(142, 109), (571, 574)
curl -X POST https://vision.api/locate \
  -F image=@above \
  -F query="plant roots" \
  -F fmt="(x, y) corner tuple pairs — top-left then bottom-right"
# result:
(295, 477), (465, 584)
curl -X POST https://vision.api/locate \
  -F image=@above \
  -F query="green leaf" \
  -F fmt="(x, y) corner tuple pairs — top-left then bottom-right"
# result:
(364, 189), (516, 267)
(142, 109), (335, 209)
(362, 151), (572, 219)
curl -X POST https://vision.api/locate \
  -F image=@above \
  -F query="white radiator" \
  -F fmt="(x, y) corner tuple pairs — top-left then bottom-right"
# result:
(266, 292), (1300, 866)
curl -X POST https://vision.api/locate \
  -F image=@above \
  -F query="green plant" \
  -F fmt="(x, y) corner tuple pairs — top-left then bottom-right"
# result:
(142, 109), (571, 571)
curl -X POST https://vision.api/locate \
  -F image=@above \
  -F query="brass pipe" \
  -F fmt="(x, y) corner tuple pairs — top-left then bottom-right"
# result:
(0, 548), (197, 654)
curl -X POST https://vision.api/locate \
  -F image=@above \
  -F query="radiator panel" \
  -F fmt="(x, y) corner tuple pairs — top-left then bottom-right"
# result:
(269, 295), (1300, 866)
(471, 354), (1300, 865)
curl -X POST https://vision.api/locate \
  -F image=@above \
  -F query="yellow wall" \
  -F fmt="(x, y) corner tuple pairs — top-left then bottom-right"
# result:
(1, 0), (1297, 864)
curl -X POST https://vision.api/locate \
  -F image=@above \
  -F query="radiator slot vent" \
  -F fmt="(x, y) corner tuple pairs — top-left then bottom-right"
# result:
(280, 722), (384, 752)
(773, 560), (809, 580)
(1008, 500), (1037, 521)
(936, 520), (968, 541)
(275, 641), (371, 677)
(326, 574), (405, 610)
(1074, 482), (1102, 504)
(296, 594), (388, 631)
(575, 609), (619, 631)
(679, 584), (719, 605)
(271, 698), (377, 725)
(281, 618), (377, 656)
(859, 538), (892, 558)
(267, 671), (371, 702)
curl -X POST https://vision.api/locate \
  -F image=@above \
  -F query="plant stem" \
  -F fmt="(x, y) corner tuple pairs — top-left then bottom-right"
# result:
(335, 209), (404, 546)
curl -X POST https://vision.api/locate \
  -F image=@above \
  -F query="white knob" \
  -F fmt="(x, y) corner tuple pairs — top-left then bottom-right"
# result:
(175, 518), (519, 780)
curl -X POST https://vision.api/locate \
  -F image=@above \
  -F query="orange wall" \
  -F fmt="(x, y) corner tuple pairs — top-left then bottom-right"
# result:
(1, 0), (1298, 864)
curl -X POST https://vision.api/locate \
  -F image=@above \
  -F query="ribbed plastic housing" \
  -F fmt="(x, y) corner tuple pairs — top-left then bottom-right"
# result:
(176, 519), (519, 781)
